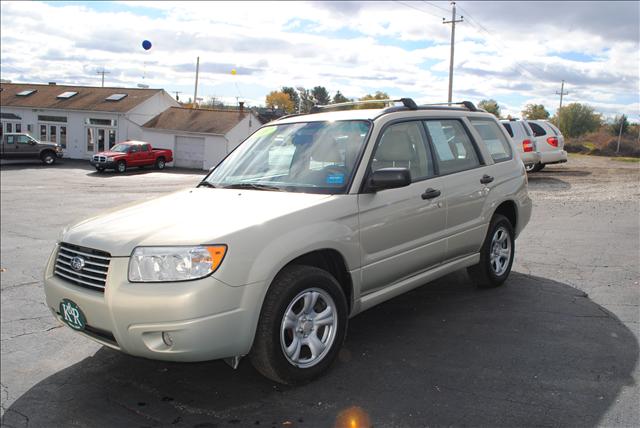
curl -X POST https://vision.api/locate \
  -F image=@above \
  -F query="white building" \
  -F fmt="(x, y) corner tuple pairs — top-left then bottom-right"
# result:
(0, 82), (178, 159)
(142, 106), (261, 170)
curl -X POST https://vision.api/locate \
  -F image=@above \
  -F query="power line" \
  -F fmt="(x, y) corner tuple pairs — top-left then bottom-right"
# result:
(421, 1), (449, 13)
(394, 1), (442, 19)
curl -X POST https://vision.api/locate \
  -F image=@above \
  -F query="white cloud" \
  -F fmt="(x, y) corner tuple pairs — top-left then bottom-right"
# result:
(0, 0), (638, 120)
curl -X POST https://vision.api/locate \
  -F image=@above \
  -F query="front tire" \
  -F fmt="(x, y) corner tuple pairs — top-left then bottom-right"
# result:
(250, 265), (348, 385)
(155, 157), (166, 170)
(41, 151), (56, 165)
(528, 162), (545, 173)
(116, 161), (126, 173)
(467, 214), (515, 288)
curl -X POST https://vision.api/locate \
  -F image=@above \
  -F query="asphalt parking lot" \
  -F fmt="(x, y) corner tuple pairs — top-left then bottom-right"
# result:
(1, 156), (638, 427)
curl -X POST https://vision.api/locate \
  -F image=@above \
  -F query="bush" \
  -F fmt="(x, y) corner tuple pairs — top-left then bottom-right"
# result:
(606, 140), (640, 157)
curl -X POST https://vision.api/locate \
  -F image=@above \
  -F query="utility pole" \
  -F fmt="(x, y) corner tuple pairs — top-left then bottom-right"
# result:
(443, 1), (463, 103)
(616, 115), (625, 153)
(96, 68), (110, 87)
(193, 56), (200, 109)
(556, 80), (568, 131)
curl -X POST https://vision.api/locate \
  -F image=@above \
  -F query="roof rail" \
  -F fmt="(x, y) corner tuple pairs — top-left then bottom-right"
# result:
(310, 98), (418, 113)
(418, 101), (479, 112)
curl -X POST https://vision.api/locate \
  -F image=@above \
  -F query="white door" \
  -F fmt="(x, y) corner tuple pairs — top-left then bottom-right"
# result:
(175, 136), (205, 169)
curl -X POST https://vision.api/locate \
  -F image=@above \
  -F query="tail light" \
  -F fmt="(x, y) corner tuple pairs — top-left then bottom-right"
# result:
(547, 137), (558, 147)
(522, 139), (534, 152)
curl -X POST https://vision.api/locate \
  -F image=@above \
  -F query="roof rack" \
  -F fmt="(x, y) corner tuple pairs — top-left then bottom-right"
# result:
(310, 98), (418, 113)
(418, 101), (479, 112)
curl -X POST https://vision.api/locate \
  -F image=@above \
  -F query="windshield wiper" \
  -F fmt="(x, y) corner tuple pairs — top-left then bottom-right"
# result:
(197, 181), (219, 188)
(223, 183), (283, 191)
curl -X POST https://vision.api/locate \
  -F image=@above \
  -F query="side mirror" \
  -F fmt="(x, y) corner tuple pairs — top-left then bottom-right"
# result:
(366, 168), (411, 192)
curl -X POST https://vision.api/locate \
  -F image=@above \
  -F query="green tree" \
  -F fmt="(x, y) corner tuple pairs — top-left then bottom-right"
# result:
(609, 114), (629, 136)
(281, 87), (300, 111)
(358, 91), (390, 109)
(522, 104), (550, 120)
(311, 86), (331, 105)
(333, 90), (350, 104)
(478, 99), (501, 118)
(265, 91), (294, 113)
(552, 103), (602, 138)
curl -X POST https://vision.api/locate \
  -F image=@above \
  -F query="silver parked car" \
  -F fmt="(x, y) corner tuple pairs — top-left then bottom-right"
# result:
(44, 99), (532, 384)
(526, 120), (568, 172)
(500, 119), (541, 172)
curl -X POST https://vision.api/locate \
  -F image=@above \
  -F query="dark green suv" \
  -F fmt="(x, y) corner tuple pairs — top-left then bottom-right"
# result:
(0, 133), (64, 164)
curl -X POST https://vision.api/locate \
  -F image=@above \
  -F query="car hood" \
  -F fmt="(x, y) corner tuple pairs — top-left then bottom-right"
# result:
(62, 188), (333, 256)
(94, 151), (125, 157)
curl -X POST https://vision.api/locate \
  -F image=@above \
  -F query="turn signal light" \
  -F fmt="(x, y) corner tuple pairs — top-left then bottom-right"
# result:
(522, 139), (534, 152)
(547, 137), (558, 147)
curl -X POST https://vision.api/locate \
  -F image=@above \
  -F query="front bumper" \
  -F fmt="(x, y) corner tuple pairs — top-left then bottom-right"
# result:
(56, 152), (64, 159)
(539, 150), (568, 165)
(43, 246), (265, 362)
(89, 160), (116, 169)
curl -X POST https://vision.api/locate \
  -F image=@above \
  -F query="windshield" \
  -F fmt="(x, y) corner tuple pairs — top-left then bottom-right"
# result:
(203, 120), (371, 194)
(110, 144), (131, 153)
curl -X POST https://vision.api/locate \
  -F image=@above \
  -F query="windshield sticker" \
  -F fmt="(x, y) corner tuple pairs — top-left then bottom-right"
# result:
(326, 174), (345, 185)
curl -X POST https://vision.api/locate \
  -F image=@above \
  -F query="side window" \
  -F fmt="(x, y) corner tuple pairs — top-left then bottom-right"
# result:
(470, 119), (513, 163)
(146, 144), (152, 152)
(372, 121), (433, 181)
(547, 123), (558, 136)
(424, 120), (480, 175)
(6, 135), (15, 144)
(522, 122), (532, 137)
(17, 135), (31, 144)
(502, 122), (514, 137)
(528, 122), (546, 137)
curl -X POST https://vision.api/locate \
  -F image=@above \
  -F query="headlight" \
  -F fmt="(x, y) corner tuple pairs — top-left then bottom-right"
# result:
(128, 245), (227, 282)
(106, 156), (115, 162)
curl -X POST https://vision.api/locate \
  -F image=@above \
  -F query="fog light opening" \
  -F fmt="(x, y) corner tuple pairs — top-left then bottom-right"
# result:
(162, 331), (173, 347)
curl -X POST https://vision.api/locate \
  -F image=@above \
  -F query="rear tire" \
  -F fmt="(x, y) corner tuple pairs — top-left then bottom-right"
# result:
(250, 265), (348, 385)
(467, 214), (515, 288)
(116, 161), (126, 173)
(155, 157), (166, 170)
(528, 162), (544, 173)
(41, 151), (56, 165)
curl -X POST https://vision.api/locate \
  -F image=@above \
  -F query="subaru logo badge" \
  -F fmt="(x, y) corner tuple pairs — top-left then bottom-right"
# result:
(70, 256), (85, 272)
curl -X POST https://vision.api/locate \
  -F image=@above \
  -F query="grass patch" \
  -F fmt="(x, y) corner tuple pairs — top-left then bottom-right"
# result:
(611, 157), (640, 163)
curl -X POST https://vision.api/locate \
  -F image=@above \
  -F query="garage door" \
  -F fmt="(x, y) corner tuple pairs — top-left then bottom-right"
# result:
(175, 136), (205, 169)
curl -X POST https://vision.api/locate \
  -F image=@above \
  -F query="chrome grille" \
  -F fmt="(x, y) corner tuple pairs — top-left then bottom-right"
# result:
(54, 243), (111, 292)
(93, 155), (106, 162)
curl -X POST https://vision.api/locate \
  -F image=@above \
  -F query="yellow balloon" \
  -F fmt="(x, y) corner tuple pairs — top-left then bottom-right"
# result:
(231, 69), (237, 75)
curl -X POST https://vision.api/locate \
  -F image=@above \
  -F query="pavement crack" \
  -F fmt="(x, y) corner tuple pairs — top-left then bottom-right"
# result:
(1, 325), (62, 342)
(1, 280), (41, 291)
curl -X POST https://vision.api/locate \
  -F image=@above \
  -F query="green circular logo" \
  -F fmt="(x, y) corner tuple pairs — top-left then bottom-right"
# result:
(59, 299), (87, 331)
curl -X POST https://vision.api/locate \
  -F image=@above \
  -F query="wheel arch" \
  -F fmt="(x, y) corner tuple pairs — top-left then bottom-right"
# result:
(493, 199), (517, 230)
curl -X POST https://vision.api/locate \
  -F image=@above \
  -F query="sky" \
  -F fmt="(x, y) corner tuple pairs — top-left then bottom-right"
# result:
(1, 1), (638, 121)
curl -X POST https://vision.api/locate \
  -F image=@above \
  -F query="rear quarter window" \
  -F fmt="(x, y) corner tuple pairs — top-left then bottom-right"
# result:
(528, 122), (547, 137)
(470, 119), (513, 163)
(501, 122), (514, 138)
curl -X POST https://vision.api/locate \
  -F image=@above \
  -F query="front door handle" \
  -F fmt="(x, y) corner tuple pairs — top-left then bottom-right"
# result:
(480, 175), (494, 184)
(421, 188), (441, 200)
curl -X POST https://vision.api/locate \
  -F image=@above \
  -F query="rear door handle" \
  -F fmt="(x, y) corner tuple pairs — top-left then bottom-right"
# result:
(480, 175), (494, 184)
(421, 188), (441, 200)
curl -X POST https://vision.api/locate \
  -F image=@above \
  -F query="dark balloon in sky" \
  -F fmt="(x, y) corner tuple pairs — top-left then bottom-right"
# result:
(142, 40), (152, 50)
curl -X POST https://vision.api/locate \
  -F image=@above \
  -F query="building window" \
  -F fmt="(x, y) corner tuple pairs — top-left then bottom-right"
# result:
(50, 125), (57, 143)
(6, 123), (12, 133)
(87, 128), (94, 151)
(15, 123), (22, 133)
(86, 118), (117, 127)
(108, 129), (116, 148)
(60, 126), (67, 148)
(37, 115), (67, 123)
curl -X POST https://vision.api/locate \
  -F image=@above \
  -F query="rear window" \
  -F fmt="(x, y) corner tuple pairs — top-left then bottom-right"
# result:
(470, 119), (513, 163)
(522, 122), (532, 137)
(547, 123), (560, 136)
(528, 122), (547, 137)
(501, 122), (514, 138)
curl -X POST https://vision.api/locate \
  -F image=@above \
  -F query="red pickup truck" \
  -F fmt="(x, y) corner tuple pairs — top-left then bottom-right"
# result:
(90, 141), (173, 173)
